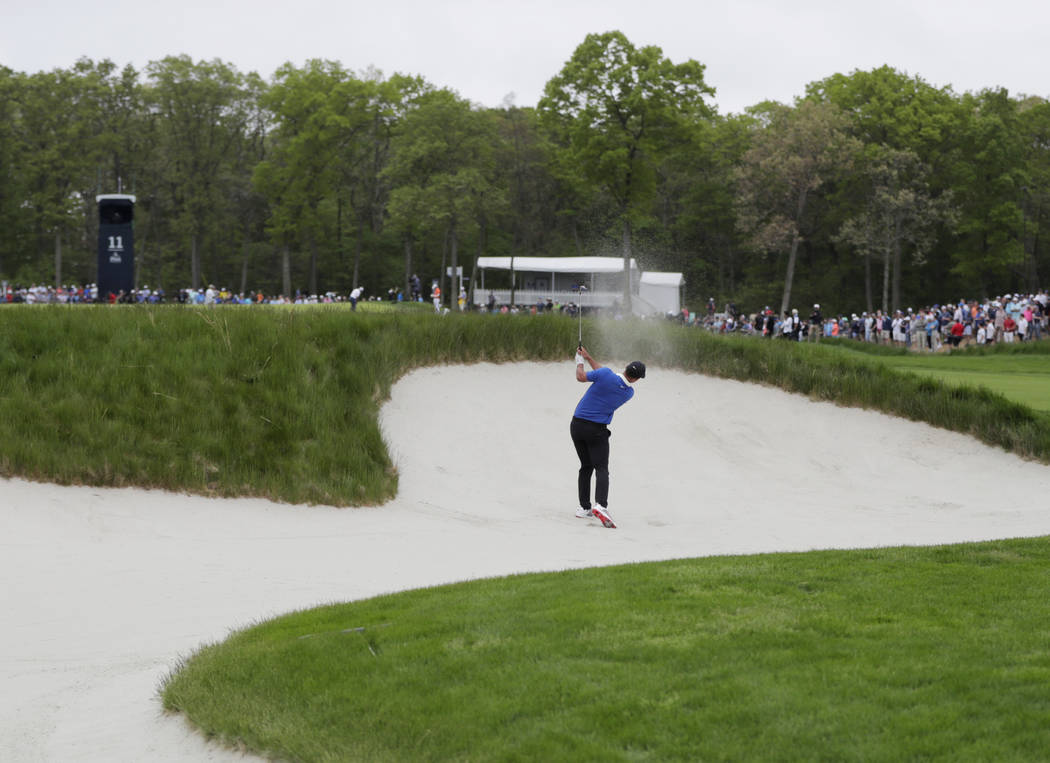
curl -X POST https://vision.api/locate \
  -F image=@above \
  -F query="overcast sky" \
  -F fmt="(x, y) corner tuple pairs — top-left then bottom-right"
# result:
(2, 0), (1046, 114)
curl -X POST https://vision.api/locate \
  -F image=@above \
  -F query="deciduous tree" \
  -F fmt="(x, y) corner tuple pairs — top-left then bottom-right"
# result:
(539, 30), (714, 311)
(145, 56), (258, 289)
(385, 89), (503, 308)
(734, 99), (859, 315)
(836, 147), (958, 312)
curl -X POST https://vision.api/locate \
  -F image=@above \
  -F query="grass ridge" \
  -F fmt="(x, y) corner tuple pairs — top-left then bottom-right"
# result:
(2, 305), (1049, 504)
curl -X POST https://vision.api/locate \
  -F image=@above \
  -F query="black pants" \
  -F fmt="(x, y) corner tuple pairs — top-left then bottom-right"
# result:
(570, 416), (610, 509)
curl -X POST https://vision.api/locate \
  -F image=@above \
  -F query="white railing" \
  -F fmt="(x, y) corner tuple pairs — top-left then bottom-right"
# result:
(473, 289), (624, 309)
(472, 289), (669, 317)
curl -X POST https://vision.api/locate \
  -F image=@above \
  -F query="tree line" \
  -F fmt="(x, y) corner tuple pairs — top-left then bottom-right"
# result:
(1, 31), (1048, 314)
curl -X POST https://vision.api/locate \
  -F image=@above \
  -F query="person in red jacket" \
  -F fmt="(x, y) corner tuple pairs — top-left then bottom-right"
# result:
(1003, 314), (1017, 343)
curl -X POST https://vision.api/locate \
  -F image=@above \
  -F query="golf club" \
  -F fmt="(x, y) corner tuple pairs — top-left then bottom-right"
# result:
(578, 285), (587, 349)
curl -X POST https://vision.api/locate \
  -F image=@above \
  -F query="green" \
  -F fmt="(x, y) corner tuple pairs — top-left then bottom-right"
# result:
(163, 540), (1050, 761)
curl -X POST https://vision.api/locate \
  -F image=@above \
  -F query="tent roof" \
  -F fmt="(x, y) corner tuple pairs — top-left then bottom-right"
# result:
(477, 256), (638, 274)
(640, 272), (684, 287)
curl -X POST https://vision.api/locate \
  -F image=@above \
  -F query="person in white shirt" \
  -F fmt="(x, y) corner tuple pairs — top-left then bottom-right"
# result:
(892, 314), (903, 345)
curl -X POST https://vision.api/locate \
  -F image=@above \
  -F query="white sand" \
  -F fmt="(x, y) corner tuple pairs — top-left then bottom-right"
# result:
(4, 362), (1049, 761)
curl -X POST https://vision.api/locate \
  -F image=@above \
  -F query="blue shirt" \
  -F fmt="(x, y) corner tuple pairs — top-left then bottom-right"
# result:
(573, 367), (635, 425)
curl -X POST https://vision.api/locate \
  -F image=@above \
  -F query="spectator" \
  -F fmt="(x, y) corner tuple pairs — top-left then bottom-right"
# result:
(994, 304), (1006, 343)
(1003, 313), (1017, 343)
(809, 304), (822, 342)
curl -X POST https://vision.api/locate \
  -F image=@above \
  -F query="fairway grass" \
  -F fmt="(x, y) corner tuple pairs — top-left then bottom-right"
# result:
(162, 538), (1050, 761)
(883, 355), (1050, 413)
(823, 338), (1050, 412)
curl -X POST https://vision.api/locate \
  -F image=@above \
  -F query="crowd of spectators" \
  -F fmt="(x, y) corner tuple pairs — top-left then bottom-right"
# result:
(2, 283), (109, 304)
(691, 292), (1050, 350)
(0, 272), (442, 306)
(6, 279), (1050, 351)
(0, 283), (411, 306)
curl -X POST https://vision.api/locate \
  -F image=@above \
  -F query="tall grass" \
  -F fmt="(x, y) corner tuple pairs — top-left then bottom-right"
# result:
(664, 331), (1050, 461)
(2, 306), (1048, 505)
(952, 337), (1050, 356)
(0, 306), (573, 504)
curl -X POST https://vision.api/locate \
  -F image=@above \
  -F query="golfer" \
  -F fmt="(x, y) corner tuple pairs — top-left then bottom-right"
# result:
(571, 346), (645, 528)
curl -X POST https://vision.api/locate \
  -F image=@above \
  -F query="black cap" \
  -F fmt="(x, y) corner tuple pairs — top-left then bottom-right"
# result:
(625, 361), (646, 379)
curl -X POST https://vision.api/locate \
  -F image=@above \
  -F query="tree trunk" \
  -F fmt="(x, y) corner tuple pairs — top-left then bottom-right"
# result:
(281, 244), (291, 298)
(439, 227), (449, 308)
(892, 214), (902, 312)
(864, 251), (873, 315)
(337, 195), (343, 274)
(1027, 211), (1041, 291)
(621, 218), (632, 314)
(780, 189), (809, 317)
(54, 231), (62, 289)
(726, 244), (736, 295)
(403, 237), (413, 297)
(240, 242), (249, 296)
(450, 219), (459, 310)
(509, 249), (516, 307)
(191, 233), (201, 290)
(779, 231), (801, 317)
(717, 247), (725, 297)
(308, 234), (318, 297)
(353, 222), (363, 289)
(882, 248), (890, 314)
(470, 218), (486, 307)
(1031, 226), (1041, 291)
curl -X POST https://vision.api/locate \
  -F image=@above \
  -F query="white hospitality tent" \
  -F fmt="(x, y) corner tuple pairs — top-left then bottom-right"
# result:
(475, 256), (683, 315)
(639, 271), (686, 316)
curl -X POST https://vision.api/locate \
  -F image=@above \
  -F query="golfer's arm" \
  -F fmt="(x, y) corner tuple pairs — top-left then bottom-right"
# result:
(576, 362), (588, 382)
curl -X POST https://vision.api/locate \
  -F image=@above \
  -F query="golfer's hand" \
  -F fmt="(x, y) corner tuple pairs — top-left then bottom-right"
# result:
(575, 348), (590, 382)
(578, 346), (592, 362)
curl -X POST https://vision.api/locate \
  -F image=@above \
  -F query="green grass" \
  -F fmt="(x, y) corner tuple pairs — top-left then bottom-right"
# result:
(823, 339), (1050, 412)
(881, 355), (1050, 413)
(4, 306), (1050, 504)
(162, 539), (1050, 761)
(0, 305), (572, 504)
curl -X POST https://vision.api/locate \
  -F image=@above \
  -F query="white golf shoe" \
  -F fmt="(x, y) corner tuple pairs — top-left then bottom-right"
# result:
(592, 505), (616, 529)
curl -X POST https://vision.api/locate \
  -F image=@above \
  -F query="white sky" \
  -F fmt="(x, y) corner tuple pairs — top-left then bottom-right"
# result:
(2, 0), (1047, 115)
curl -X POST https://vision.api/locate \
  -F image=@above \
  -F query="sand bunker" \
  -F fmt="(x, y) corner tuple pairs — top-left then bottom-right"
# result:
(4, 363), (1049, 760)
